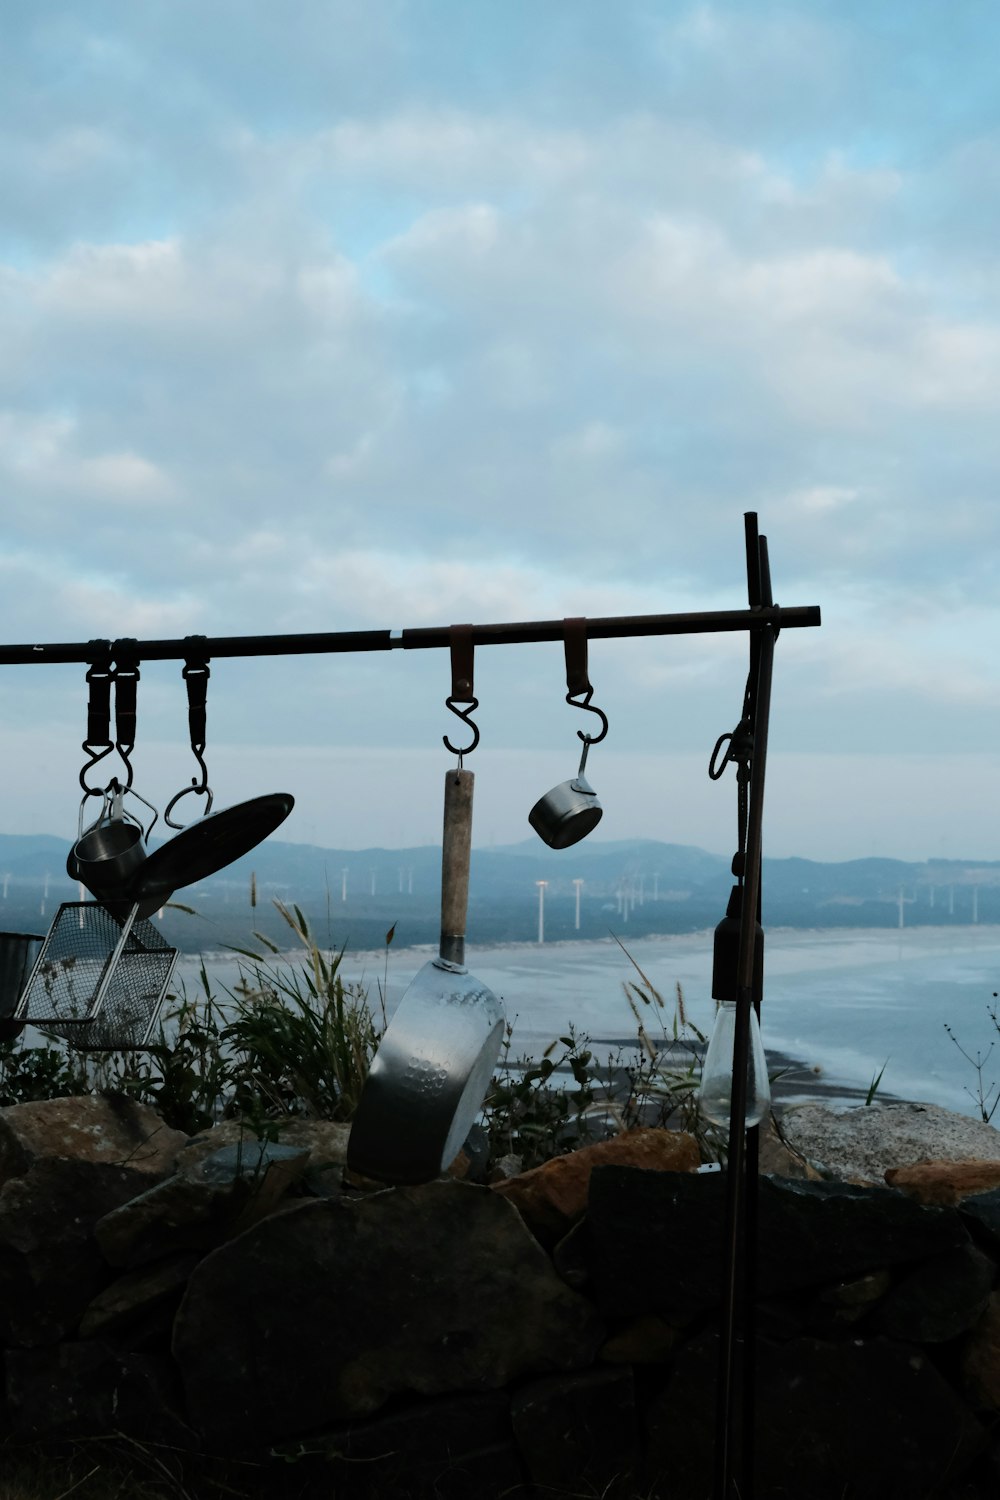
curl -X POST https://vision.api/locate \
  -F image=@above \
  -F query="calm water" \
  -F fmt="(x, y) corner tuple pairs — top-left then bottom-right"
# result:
(176, 925), (1000, 1122)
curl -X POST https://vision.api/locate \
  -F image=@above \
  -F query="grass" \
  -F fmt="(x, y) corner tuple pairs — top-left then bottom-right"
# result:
(1, 899), (718, 1177)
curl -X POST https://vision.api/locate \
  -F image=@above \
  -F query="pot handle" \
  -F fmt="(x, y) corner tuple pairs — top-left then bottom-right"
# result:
(440, 769), (474, 967)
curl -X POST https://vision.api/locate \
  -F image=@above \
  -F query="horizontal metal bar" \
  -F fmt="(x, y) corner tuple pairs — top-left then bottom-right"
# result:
(0, 605), (819, 668)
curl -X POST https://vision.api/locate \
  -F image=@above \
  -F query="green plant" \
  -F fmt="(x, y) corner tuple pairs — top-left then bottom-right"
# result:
(865, 1058), (890, 1106)
(220, 901), (382, 1124)
(0, 1038), (90, 1107)
(609, 936), (722, 1155)
(484, 1022), (600, 1169)
(944, 998), (1000, 1123)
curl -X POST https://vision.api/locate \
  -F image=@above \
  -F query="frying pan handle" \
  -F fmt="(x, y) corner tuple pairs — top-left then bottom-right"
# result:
(440, 768), (474, 967)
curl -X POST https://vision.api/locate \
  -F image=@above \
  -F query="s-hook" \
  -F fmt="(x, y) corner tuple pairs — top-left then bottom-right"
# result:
(564, 618), (608, 777)
(165, 638), (214, 828)
(443, 623), (479, 768)
(79, 643), (114, 802)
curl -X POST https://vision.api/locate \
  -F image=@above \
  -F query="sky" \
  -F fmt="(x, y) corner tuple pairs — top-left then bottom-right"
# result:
(1, 0), (999, 863)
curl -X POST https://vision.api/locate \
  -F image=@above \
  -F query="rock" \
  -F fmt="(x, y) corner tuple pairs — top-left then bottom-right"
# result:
(0, 1158), (155, 1346)
(276, 1393), (526, 1499)
(814, 1269), (892, 1327)
(78, 1251), (201, 1341)
(758, 1112), (822, 1180)
(0, 1095), (187, 1187)
(492, 1128), (699, 1245)
(174, 1117), (351, 1174)
(5, 1340), (196, 1447)
(510, 1367), (637, 1497)
(779, 1101), (1000, 1184)
(871, 1244), (995, 1343)
(645, 1330), (985, 1500)
(552, 1218), (590, 1292)
(95, 1139), (311, 1268)
(172, 1180), (604, 1448)
(961, 1291), (1000, 1411)
(886, 1159), (1000, 1206)
(959, 1188), (1000, 1255)
(586, 1168), (969, 1323)
(600, 1314), (678, 1364)
(488, 1153), (523, 1183)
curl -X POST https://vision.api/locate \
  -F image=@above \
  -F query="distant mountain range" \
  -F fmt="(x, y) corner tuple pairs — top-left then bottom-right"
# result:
(1, 832), (997, 954)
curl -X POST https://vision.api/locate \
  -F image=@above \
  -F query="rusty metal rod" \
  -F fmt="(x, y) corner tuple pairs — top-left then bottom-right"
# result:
(0, 604), (819, 667)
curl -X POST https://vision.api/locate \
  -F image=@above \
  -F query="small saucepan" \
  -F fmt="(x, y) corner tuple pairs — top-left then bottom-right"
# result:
(529, 739), (603, 849)
(348, 769), (505, 1185)
(68, 782), (158, 915)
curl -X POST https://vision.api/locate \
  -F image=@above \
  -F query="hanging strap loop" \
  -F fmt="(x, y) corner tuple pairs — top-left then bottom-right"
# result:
(79, 643), (114, 794)
(112, 641), (140, 790)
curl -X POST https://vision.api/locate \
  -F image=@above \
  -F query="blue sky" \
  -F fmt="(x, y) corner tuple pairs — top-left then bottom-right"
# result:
(2, 1), (999, 861)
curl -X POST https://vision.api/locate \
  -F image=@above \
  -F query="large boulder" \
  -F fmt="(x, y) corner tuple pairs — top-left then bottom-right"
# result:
(95, 1139), (311, 1268)
(885, 1159), (1000, 1205)
(510, 1367), (637, 1497)
(0, 1159), (157, 1345)
(172, 1179), (604, 1449)
(778, 1101), (1000, 1184)
(5, 1340), (196, 1447)
(175, 1117), (351, 1176)
(586, 1168), (969, 1324)
(0, 1095), (187, 1187)
(492, 1128), (699, 1246)
(645, 1330), (985, 1499)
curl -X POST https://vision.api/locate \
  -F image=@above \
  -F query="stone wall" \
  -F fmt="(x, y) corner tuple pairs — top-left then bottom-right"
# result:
(1, 1096), (999, 1499)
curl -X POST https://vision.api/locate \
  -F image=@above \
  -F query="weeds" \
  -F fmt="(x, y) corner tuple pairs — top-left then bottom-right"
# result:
(6, 906), (716, 1171)
(944, 996), (1000, 1123)
(864, 1058), (890, 1107)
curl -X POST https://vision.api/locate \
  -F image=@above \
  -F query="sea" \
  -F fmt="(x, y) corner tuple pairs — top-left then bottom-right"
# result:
(173, 924), (1000, 1123)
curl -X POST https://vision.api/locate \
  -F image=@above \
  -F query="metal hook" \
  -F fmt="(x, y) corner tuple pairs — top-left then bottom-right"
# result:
(443, 698), (480, 761)
(164, 777), (214, 830)
(563, 618), (608, 746)
(442, 623), (480, 761)
(566, 688), (609, 746)
(165, 645), (213, 828)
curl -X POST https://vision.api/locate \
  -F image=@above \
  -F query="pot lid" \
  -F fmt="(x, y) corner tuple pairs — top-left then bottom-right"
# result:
(130, 792), (294, 900)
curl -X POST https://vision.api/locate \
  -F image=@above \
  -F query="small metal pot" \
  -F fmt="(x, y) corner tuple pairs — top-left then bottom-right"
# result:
(529, 771), (602, 849)
(74, 817), (146, 895)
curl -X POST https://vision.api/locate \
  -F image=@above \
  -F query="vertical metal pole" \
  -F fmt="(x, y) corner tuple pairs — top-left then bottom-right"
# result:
(714, 516), (775, 1500)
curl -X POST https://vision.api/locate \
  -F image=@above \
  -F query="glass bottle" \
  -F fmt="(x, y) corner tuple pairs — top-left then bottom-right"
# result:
(699, 999), (771, 1128)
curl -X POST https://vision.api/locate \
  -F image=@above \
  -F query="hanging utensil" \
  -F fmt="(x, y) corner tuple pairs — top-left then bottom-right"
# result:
(0, 931), (44, 1042)
(128, 791), (294, 906)
(17, 901), (178, 1051)
(529, 617), (607, 848)
(68, 779), (159, 915)
(348, 768), (504, 1184)
(349, 632), (503, 1184)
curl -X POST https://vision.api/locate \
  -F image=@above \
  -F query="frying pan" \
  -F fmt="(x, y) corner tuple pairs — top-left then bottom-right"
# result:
(129, 792), (294, 904)
(348, 769), (504, 1185)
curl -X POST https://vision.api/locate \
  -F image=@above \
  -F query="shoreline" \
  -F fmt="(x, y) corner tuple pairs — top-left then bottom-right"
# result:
(188, 920), (1000, 967)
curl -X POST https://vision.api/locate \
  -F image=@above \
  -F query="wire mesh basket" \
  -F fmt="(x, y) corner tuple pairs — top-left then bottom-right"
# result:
(19, 902), (178, 1051)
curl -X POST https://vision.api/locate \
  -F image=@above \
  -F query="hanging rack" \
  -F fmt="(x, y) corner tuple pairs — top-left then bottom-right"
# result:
(0, 513), (819, 1500)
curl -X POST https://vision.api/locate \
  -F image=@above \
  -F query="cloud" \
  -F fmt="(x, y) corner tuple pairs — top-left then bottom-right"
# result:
(1, 3), (999, 857)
